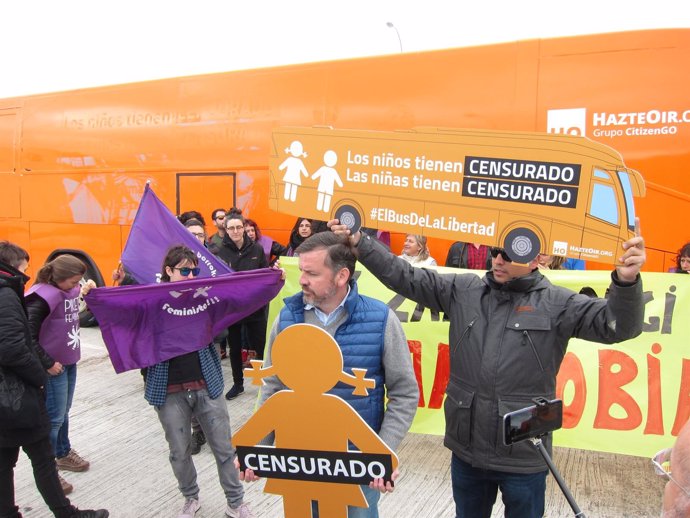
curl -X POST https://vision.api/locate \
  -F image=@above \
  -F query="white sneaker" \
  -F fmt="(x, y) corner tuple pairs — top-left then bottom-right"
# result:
(178, 498), (200, 518)
(225, 502), (255, 518)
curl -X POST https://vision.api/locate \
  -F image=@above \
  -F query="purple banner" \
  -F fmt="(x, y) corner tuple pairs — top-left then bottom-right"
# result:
(85, 269), (284, 373)
(121, 184), (232, 284)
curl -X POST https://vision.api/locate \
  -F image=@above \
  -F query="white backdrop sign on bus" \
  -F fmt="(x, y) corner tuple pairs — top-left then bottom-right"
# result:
(268, 127), (645, 264)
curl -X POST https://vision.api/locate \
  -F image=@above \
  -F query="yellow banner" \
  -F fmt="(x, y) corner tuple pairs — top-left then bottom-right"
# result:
(269, 258), (690, 457)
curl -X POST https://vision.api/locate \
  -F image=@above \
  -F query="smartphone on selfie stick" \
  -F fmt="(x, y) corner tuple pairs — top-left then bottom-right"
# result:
(503, 397), (586, 518)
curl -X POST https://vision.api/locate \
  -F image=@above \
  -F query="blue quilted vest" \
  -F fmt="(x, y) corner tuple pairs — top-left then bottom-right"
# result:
(278, 282), (388, 432)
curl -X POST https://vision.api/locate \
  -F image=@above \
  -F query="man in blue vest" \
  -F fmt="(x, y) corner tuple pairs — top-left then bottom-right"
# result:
(257, 232), (418, 518)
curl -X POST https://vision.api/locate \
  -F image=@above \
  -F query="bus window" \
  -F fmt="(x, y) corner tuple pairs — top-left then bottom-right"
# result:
(590, 183), (618, 225)
(617, 171), (636, 231)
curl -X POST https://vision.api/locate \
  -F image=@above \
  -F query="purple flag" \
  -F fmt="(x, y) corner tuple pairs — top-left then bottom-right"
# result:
(121, 184), (232, 284)
(85, 269), (284, 373)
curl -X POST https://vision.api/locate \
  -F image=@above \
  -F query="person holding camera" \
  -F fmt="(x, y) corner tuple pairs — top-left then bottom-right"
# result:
(329, 219), (646, 518)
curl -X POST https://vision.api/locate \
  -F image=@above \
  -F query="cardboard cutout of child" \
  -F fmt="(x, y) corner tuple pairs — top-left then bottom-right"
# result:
(233, 323), (398, 518)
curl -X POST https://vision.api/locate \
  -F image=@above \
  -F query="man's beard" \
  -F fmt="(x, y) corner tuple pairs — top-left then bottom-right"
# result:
(302, 284), (338, 309)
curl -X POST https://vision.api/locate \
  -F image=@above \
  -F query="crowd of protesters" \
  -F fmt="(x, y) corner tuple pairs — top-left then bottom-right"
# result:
(2, 202), (690, 518)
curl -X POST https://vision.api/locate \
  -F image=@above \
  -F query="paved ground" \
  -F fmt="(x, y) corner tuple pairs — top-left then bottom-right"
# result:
(13, 327), (665, 517)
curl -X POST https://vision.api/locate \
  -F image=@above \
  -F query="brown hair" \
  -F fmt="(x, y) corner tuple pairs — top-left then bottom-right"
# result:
(295, 232), (356, 280)
(0, 241), (30, 269)
(36, 254), (86, 286)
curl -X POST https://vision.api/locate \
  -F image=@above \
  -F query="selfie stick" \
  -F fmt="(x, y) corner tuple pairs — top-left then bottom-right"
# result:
(529, 436), (586, 518)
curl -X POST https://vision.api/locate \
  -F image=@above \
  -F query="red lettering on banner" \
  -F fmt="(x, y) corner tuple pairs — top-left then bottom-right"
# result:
(594, 349), (642, 430)
(428, 343), (450, 409)
(407, 340), (425, 407)
(555, 352), (586, 428)
(644, 344), (664, 435)
(672, 359), (690, 435)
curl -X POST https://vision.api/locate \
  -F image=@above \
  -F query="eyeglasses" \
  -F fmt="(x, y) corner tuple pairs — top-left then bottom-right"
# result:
(652, 447), (690, 497)
(190, 232), (205, 239)
(227, 225), (244, 232)
(173, 267), (200, 277)
(490, 247), (512, 262)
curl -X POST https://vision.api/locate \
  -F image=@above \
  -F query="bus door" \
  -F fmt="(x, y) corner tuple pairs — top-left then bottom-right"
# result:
(176, 172), (236, 236)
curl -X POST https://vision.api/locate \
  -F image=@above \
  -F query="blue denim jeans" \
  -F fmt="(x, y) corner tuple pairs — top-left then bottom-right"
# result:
(44, 364), (77, 458)
(451, 454), (547, 518)
(311, 485), (381, 518)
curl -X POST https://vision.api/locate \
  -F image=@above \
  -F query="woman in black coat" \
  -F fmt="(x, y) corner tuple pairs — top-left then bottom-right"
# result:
(0, 241), (108, 518)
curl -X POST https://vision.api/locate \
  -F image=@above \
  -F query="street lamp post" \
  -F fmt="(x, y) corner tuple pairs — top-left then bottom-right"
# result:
(386, 22), (403, 53)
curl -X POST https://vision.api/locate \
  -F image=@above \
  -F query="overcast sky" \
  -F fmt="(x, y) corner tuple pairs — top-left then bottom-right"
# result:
(2, 0), (687, 98)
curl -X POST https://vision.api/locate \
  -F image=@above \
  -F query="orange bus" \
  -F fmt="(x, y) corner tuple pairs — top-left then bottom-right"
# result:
(268, 126), (645, 263)
(0, 28), (688, 316)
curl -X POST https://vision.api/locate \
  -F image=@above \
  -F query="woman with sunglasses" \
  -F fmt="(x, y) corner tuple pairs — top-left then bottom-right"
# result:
(143, 245), (254, 518)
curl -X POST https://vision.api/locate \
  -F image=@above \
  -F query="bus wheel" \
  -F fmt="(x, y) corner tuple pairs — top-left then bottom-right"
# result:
(503, 227), (541, 263)
(334, 204), (362, 233)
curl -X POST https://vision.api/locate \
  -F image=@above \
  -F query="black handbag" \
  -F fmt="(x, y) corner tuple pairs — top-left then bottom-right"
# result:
(0, 366), (42, 429)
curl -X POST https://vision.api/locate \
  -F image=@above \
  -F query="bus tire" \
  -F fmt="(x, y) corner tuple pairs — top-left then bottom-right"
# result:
(503, 227), (541, 263)
(334, 204), (362, 234)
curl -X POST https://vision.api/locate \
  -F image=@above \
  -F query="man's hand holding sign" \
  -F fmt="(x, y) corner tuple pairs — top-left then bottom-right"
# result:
(616, 217), (646, 282)
(232, 324), (399, 518)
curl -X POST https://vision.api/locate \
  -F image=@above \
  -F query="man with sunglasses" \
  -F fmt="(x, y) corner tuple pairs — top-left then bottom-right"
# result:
(657, 419), (690, 517)
(329, 219), (646, 518)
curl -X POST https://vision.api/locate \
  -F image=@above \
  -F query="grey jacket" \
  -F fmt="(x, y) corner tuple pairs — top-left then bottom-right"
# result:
(356, 234), (644, 473)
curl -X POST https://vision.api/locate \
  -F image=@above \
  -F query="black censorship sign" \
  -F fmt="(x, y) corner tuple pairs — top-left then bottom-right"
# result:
(236, 446), (395, 485)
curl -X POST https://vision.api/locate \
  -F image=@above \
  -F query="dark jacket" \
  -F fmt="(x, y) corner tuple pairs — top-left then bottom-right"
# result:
(284, 229), (307, 257)
(356, 234), (644, 473)
(0, 262), (50, 447)
(215, 234), (268, 272)
(445, 241), (492, 270)
(214, 234), (269, 321)
(24, 294), (55, 370)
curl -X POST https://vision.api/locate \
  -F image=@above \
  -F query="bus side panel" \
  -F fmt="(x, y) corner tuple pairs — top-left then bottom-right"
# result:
(536, 30), (690, 255)
(28, 222), (121, 286)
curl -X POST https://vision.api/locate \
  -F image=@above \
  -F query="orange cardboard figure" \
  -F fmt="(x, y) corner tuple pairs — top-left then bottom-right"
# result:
(233, 323), (399, 518)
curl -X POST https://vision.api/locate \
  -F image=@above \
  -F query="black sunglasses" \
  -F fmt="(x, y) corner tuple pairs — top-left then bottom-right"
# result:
(173, 267), (201, 277)
(489, 248), (512, 262)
